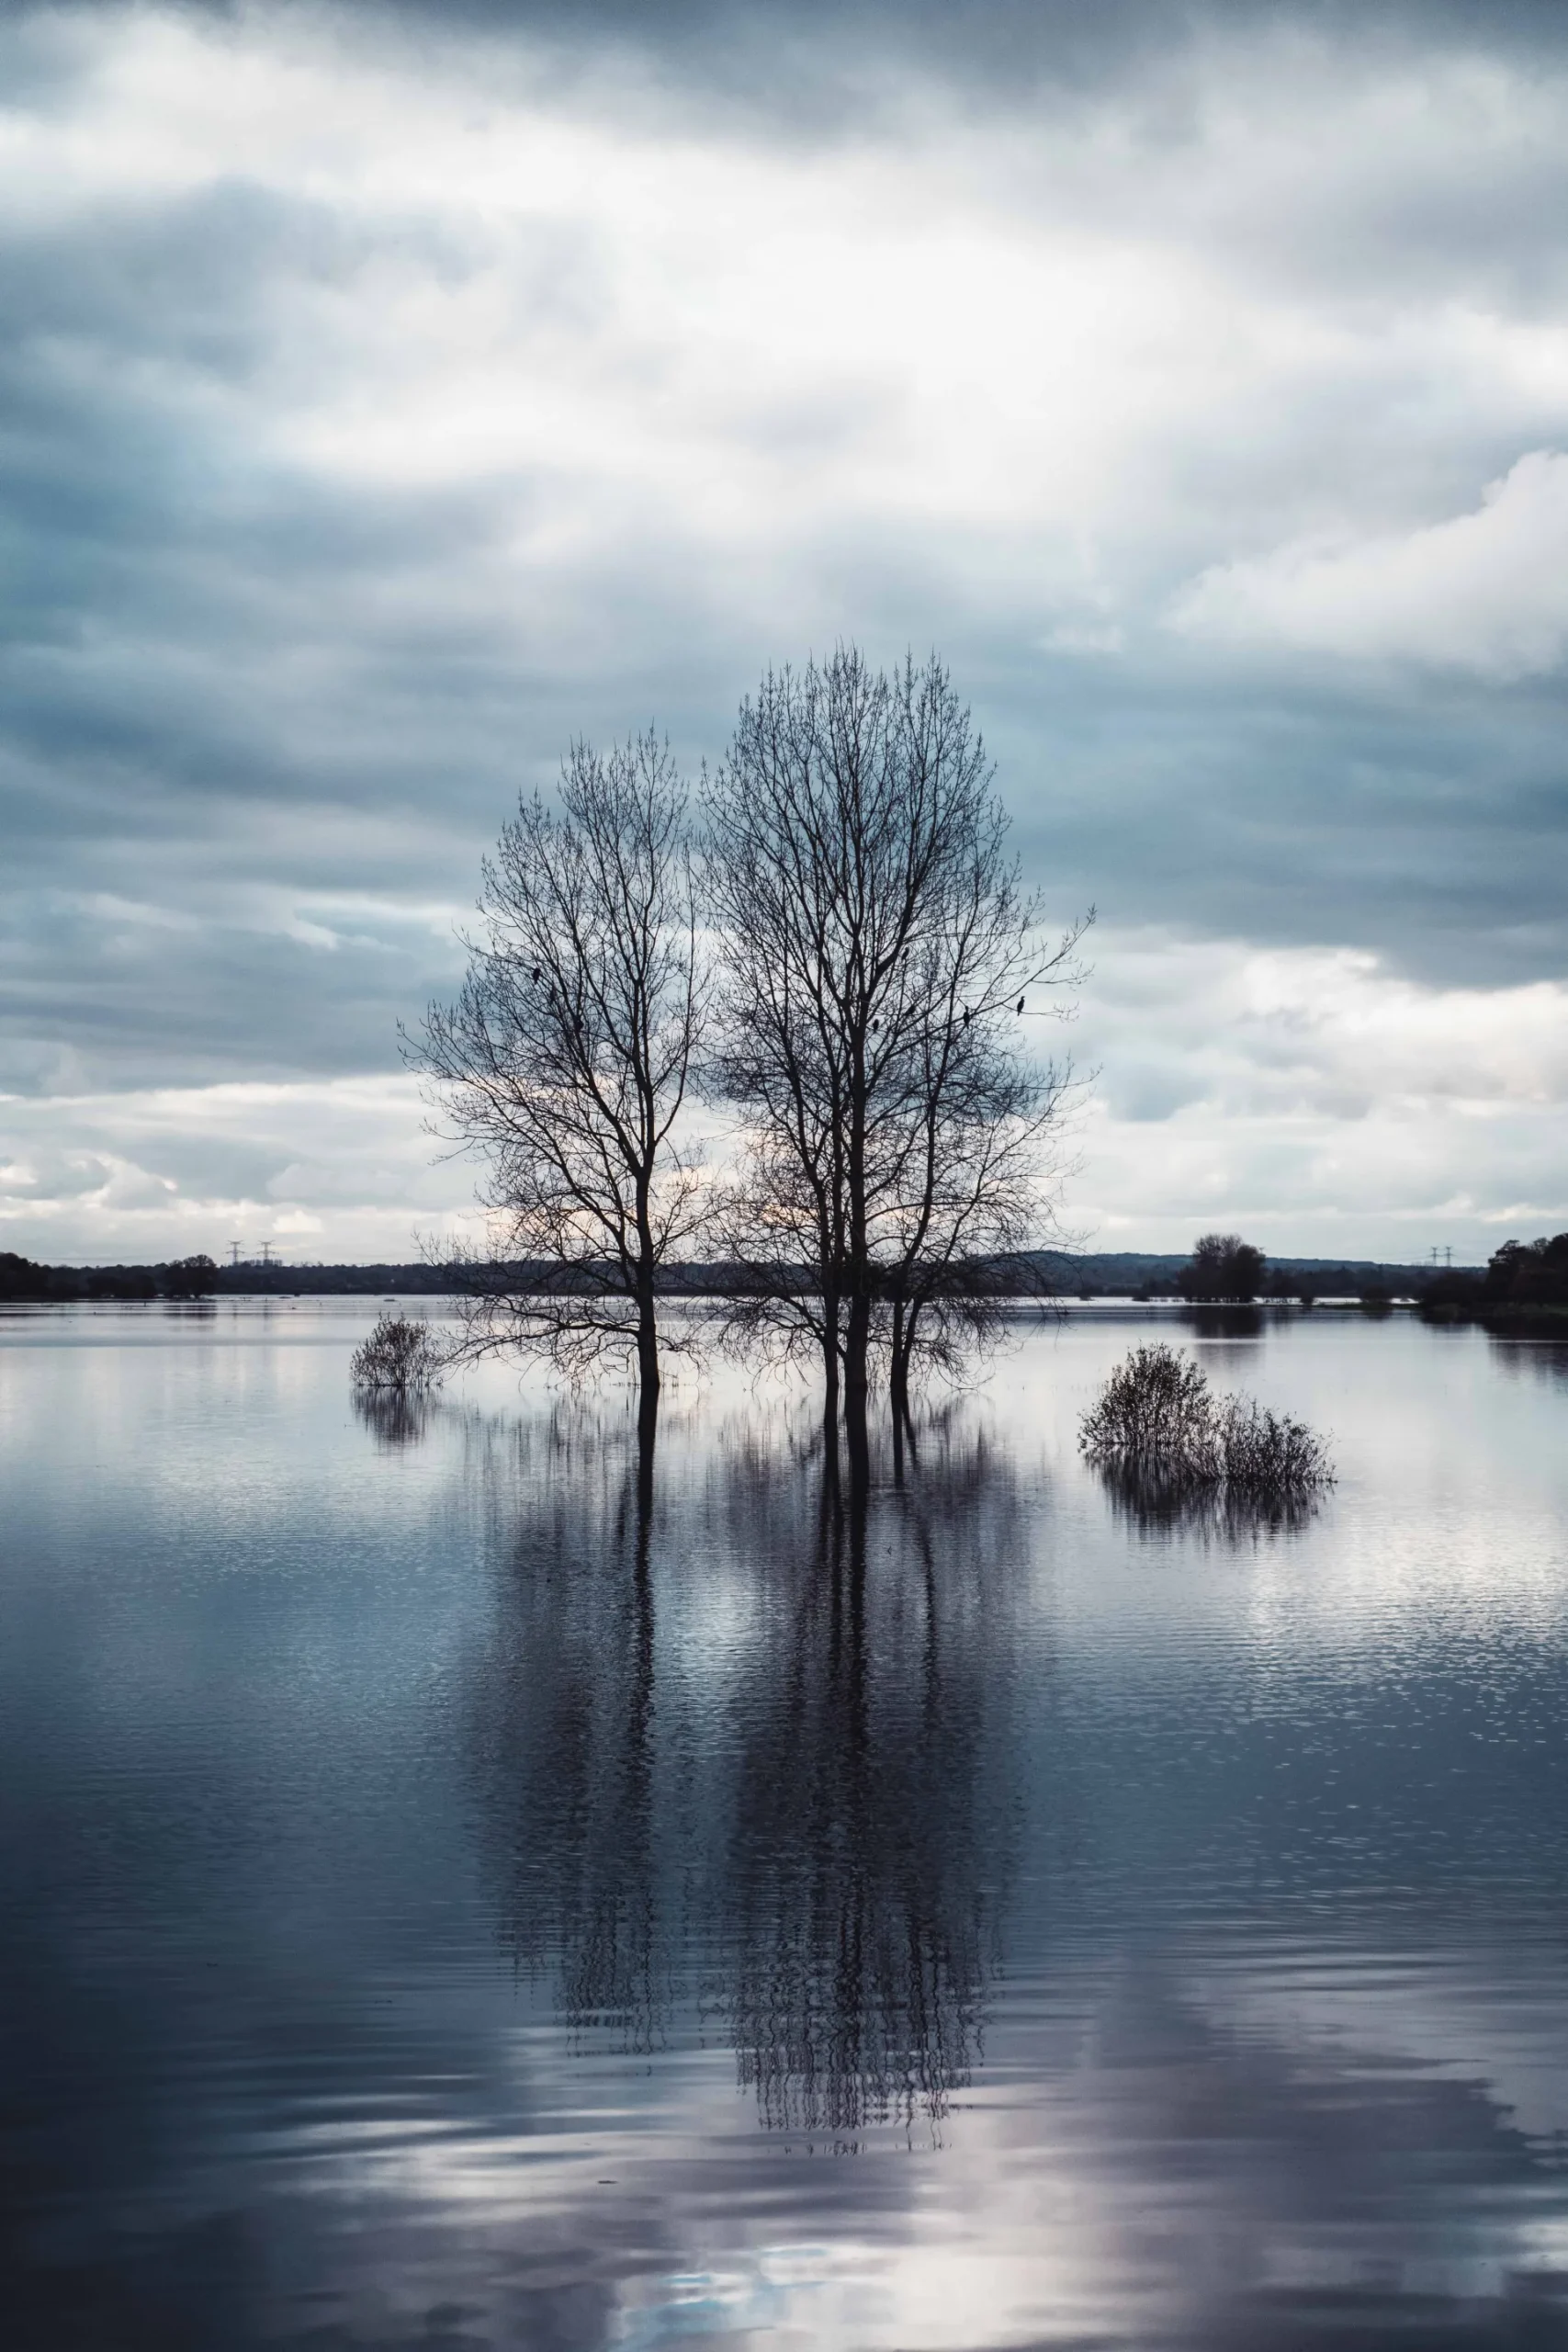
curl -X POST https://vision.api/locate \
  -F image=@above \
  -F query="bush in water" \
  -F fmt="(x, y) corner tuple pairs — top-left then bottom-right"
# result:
(1077, 1343), (1220, 1476)
(350, 1314), (444, 1393)
(1079, 1342), (1331, 1495)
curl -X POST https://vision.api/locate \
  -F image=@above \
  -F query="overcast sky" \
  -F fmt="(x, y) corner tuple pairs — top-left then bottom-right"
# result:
(4, 0), (1567, 1263)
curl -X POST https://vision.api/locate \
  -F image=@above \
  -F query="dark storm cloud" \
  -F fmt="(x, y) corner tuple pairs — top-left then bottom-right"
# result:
(167, 0), (1568, 98)
(986, 654), (1568, 988)
(0, 160), (742, 1089)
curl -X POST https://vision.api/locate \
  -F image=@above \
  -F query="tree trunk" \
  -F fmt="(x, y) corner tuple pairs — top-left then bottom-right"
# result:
(821, 1291), (841, 1424)
(889, 1296), (908, 1426)
(890, 1296), (919, 1427)
(843, 1300), (871, 1495)
(844, 1289), (871, 1455)
(844, 1463), (869, 1762)
(636, 1270), (660, 1401)
(637, 1371), (660, 1484)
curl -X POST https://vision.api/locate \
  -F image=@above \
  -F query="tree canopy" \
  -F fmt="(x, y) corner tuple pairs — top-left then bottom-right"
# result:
(1177, 1234), (1266, 1303)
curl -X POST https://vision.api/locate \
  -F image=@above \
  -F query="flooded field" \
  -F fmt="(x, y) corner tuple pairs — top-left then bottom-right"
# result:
(4, 1302), (1568, 2348)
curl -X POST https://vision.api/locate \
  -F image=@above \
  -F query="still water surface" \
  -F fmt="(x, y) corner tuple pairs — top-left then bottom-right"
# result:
(4, 1304), (1568, 2348)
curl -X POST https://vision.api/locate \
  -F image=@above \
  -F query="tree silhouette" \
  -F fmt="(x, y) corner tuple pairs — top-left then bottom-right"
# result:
(704, 648), (1085, 1457)
(1177, 1233), (1266, 1303)
(414, 732), (704, 1410)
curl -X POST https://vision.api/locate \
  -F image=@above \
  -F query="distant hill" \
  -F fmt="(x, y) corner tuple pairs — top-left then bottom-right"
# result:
(2, 1249), (1479, 1302)
(1033, 1250), (1472, 1295)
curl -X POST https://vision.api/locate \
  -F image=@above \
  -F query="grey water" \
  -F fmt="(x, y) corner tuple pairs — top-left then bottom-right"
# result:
(4, 1305), (1568, 2350)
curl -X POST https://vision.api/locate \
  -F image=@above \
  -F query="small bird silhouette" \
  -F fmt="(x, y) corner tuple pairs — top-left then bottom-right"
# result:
(1016, 996), (1025, 1015)
(962, 1006), (971, 1026)
(531, 966), (541, 982)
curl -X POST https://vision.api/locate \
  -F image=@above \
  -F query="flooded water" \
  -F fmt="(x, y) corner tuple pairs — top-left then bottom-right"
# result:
(4, 1302), (1568, 2349)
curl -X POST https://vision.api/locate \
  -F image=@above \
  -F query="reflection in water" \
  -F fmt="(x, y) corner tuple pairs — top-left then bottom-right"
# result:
(467, 1402), (664, 2054)
(1489, 1331), (1568, 1393)
(468, 1398), (1020, 2144)
(1182, 1304), (1267, 1343)
(1095, 1454), (1327, 1544)
(715, 1410), (1019, 2143)
(353, 1387), (434, 1448)
(13, 1311), (1568, 2347)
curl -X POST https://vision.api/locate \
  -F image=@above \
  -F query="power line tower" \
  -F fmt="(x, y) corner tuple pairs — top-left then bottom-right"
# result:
(229, 1239), (243, 1268)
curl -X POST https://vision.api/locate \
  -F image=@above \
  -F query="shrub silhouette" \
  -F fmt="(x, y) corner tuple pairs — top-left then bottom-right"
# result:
(350, 1314), (444, 1393)
(1078, 1342), (1220, 1475)
(1080, 1341), (1331, 1495)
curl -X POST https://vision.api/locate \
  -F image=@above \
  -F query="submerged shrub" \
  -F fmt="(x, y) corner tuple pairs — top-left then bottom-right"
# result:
(1078, 1342), (1220, 1478)
(1214, 1393), (1332, 1491)
(1079, 1341), (1332, 1498)
(350, 1313), (444, 1393)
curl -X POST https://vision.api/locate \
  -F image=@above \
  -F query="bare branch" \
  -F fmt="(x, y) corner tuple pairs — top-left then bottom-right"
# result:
(703, 647), (1090, 1431)
(408, 731), (705, 1394)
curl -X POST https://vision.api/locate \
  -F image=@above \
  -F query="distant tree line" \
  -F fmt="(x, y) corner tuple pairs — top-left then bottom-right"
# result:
(1481, 1233), (1568, 1308)
(1113, 1238), (1483, 1309)
(2, 1244), (1480, 1313)
(0, 1251), (220, 1303)
(1160, 1232), (1568, 1316)
(1421, 1231), (1568, 1317)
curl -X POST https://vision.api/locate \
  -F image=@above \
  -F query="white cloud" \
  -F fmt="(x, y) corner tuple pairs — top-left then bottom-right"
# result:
(0, 1076), (477, 1262)
(1042, 616), (1125, 658)
(1168, 450), (1568, 677)
(5, 939), (1566, 1265)
(19, 6), (1568, 614)
(1065, 931), (1568, 1257)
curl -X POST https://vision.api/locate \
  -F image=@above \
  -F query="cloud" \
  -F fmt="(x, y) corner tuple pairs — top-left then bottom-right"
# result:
(6, 929), (1563, 1264)
(1168, 450), (1568, 676)
(4, 2), (1568, 1252)
(1065, 930), (1568, 1256)
(0, 1075), (478, 1261)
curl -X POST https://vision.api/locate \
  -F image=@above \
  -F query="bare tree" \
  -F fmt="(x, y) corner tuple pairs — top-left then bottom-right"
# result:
(705, 648), (1087, 1453)
(879, 1054), (1073, 1423)
(1177, 1233), (1267, 1303)
(412, 731), (703, 1406)
(875, 815), (1086, 1419)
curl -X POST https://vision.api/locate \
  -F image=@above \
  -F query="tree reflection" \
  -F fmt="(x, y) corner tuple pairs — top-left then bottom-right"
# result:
(1487, 1332), (1568, 1393)
(715, 1415), (1017, 2143)
(352, 1388), (434, 1449)
(467, 1396), (1021, 2143)
(1181, 1304), (1267, 1343)
(467, 1398), (665, 2052)
(1094, 1454), (1325, 1544)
